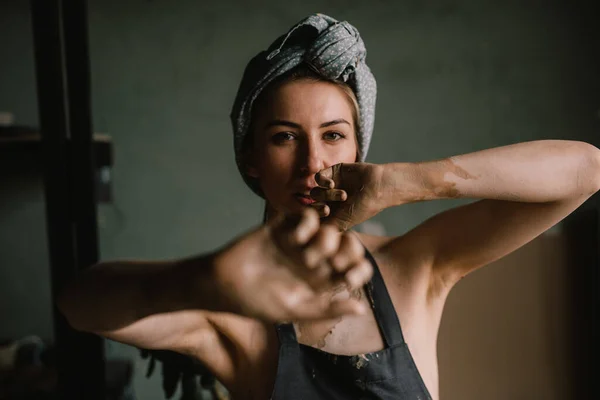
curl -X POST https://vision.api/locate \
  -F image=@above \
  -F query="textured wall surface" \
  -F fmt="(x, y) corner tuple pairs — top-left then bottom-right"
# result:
(1, 0), (598, 398)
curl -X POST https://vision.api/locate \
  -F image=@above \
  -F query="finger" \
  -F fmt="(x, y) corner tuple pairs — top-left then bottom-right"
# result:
(315, 165), (338, 189)
(272, 208), (320, 249)
(288, 294), (330, 321)
(344, 259), (373, 290)
(310, 187), (347, 202)
(310, 202), (330, 218)
(321, 209), (350, 232)
(328, 232), (365, 273)
(301, 264), (335, 292)
(325, 298), (367, 317)
(302, 224), (341, 268)
(293, 296), (366, 321)
(294, 208), (321, 245)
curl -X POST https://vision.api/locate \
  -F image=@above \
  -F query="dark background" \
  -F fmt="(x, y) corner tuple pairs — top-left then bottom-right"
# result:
(1, 0), (598, 398)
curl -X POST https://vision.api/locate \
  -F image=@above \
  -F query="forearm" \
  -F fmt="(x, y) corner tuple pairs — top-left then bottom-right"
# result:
(57, 252), (228, 333)
(382, 140), (600, 206)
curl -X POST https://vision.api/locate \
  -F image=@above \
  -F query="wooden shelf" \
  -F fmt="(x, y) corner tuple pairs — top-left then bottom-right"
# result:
(0, 126), (113, 168)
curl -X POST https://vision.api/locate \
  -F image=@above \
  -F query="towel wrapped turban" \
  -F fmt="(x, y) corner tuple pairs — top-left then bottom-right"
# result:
(230, 13), (377, 196)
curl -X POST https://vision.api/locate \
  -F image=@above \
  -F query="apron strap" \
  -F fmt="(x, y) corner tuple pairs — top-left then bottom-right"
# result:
(275, 246), (406, 348)
(275, 322), (298, 345)
(364, 247), (406, 347)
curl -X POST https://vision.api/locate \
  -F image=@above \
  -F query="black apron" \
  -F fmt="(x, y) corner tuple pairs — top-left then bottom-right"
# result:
(270, 248), (432, 399)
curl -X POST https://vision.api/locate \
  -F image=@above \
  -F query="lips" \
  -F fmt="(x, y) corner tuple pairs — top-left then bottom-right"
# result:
(294, 193), (316, 206)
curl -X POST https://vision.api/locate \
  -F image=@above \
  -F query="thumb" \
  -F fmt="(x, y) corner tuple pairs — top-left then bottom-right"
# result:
(316, 164), (343, 189)
(270, 208), (320, 249)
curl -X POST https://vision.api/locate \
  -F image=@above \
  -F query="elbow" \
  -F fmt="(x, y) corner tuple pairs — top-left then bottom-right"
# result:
(585, 143), (600, 195)
(55, 282), (83, 331)
(55, 277), (94, 333)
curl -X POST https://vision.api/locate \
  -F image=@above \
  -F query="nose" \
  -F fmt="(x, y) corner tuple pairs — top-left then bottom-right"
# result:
(298, 138), (324, 175)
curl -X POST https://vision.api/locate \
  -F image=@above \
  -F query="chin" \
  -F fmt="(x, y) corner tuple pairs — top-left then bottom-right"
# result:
(282, 202), (306, 213)
(265, 199), (301, 216)
(284, 200), (310, 215)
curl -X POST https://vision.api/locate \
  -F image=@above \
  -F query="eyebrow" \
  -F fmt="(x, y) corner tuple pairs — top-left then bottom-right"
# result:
(264, 118), (351, 129)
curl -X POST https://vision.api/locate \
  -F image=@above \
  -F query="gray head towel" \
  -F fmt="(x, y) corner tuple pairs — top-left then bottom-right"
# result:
(230, 13), (377, 196)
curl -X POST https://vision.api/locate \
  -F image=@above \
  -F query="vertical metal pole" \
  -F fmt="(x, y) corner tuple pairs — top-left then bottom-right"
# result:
(61, 1), (100, 277)
(31, 0), (105, 398)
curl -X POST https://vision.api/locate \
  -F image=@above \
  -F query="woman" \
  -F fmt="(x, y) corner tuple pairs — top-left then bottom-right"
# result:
(60, 13), (600, 400)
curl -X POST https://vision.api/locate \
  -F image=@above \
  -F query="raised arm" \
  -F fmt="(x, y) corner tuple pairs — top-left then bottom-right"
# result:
(56, 253), (224, 350)
(312, 140), (600, 294)
(381, 140), (600, 287)
(57, 208), (373, 378)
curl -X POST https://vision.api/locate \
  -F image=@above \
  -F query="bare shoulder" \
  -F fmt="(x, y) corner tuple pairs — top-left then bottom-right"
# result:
(353, 231), (395, 252)
(354, 231), (439, 301)
(354, 231), (426, 276)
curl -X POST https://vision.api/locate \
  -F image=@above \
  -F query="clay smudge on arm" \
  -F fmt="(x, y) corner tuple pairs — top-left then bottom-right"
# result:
(404, 157), (478, 202)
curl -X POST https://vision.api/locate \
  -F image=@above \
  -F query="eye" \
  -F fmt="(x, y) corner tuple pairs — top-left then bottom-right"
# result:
(271, 132), (296, 144)
(323, 131), (346, 141)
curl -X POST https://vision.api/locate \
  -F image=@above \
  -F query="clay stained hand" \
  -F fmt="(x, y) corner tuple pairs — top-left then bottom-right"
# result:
(213, 208), (373, 323)
(310, 163), (387, 231)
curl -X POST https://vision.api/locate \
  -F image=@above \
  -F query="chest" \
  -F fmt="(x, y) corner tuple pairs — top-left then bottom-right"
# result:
(294, 286), (385, 355)
(290, 260), (442, 400)
(293, 254), (432, 355)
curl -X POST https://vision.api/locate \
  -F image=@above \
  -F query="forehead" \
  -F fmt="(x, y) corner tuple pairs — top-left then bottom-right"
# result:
(258, 80), (354, 124)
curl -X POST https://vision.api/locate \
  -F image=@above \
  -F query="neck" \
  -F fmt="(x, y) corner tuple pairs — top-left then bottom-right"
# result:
(264, 202), (282, 224)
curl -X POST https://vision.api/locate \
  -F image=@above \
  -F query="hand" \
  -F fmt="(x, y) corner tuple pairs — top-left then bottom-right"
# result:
(213, 208), (373, 323)
(310, 162), (387, 231)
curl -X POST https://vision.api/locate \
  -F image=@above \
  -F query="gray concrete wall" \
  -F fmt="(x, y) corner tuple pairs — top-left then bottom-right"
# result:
(1, 0), (598, 398)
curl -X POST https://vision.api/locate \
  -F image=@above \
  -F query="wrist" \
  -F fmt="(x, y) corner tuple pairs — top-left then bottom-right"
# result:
(206, 246), (248, 316)
(172, 251), (234, 314)
(382, 160), (464, 205)
(380, 162), (421, 207)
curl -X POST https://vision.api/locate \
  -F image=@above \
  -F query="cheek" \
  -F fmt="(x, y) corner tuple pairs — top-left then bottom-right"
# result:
(260, 147), (294, 170)
(326, 142), (359, 166)
(256, 146), (295, 185)
(347, 145), (359, 162)
(256, 149), (295, 208)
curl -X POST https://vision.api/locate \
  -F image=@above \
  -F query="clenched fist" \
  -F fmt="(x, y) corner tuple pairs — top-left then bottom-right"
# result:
(213, 208), (373, 323)
(310, 162), (387, 231)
